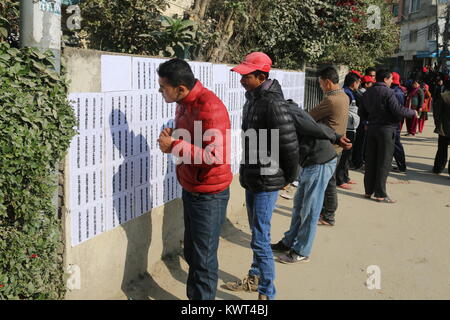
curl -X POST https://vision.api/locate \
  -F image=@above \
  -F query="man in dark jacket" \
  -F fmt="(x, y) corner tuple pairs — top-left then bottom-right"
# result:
(271, 101), (352, 264)
(224, 52), (299, 300)
(359, 69), (418, 203)
(157, 58), (232, 300)
(432, 84), (450, 176)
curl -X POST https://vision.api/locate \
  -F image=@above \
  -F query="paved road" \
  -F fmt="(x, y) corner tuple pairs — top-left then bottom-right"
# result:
(128, 117), (450, 300)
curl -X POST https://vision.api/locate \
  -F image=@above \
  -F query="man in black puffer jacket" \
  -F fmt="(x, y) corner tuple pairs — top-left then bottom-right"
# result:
(224, 52), (299, 300)
(238, 80), (300, 192)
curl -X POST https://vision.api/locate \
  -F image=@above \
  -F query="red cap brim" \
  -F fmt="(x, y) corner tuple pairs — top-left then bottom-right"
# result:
(231, 63), (258, 75)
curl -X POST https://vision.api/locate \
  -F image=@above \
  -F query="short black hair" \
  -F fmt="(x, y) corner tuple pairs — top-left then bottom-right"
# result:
(344, 72), (361, 87)
(250, 70), (269, 80)
(319, 67), (339, 84)
(157, 58), (196, 90)
(376, 69), (392, 82)
(365, 67), (376, 75)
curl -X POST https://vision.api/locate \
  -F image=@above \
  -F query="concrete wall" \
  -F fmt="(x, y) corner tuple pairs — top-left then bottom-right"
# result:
(163, 0), (194, 17)
(62, 48), (246, 300)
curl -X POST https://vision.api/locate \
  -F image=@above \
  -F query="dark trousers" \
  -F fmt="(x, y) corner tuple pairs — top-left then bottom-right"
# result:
(433, 135), (450, 175)
(336, 130), (355, 186)
(321, 155), (340, 224)
(393, 127), (406, 171)
(364, 126), (395, 198)
(351, 124), (366, 168)
(182, 188), (230, 300)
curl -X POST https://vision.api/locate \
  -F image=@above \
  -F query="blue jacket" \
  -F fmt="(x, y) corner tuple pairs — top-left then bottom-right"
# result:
(392, 85), (406, 130)
(392, 85), (405, 107)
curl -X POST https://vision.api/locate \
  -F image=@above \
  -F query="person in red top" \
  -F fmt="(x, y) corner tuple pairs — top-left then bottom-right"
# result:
(157, 58), (232, 300)
(419, 83), (432, 133)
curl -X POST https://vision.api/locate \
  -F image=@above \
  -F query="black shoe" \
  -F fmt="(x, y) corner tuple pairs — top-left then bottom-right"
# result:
(392, 166), (406, 173)
(271, 241), (290, 253)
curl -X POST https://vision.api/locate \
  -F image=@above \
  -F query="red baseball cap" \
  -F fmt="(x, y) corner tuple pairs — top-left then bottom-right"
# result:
(231, 52), (272, 75)
(350, 70), (363, 78)
(392, 72), (401, 85)
(362, 75), (375, 83)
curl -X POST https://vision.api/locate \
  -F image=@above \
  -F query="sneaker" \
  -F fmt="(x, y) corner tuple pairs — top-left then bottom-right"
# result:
(277, 250), (310, 264)
(223, 275), (259, 292)
(271, 240), (290, 253)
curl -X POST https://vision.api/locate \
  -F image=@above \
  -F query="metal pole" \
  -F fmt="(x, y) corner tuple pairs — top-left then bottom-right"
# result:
(20, 0), (62, 73)
(436, 0), (440, 70)
(20, 0), (63, 216)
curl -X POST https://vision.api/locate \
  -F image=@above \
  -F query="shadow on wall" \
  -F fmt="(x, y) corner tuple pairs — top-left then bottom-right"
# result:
(112, 111), (242, 300)
(111, 110), (178, 300)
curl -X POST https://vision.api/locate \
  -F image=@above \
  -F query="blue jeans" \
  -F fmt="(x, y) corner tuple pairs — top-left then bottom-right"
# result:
(282, 158), (336, 257)
(182, 188), (230, 300)
(246, 189), (279, 300)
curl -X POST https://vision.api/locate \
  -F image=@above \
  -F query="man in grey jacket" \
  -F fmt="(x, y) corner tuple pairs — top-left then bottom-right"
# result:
(271, 100), (352, 264)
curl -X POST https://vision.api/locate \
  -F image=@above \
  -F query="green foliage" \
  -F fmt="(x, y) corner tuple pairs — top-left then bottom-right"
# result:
(148, 16), (196, 59)
(70, 0), (169, 55)
(0, 42), (77, 299)
(255, 0), (356, 68)
(193, 0), (399, 70)
(0, 0), (20, 46)
(321, 0), (400, 70)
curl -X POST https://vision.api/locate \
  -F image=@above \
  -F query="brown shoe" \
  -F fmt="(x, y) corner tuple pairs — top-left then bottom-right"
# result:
(258, 293), (268, 300)
(223, 275), (259, 292)
(317, 217), (334, 226)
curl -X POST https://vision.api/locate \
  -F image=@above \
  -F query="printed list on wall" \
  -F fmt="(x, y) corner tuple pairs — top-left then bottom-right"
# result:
(68, 55), (306, 246)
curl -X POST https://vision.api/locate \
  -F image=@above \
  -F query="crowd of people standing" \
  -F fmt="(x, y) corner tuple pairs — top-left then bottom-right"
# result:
(155, 53), (450, 301)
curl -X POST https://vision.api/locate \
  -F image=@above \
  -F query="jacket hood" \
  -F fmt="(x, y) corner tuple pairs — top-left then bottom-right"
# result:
(256, 79), (284, 96)
(441, 91), (450, 105)
(265, 79), (283, 94)
(245, 79), (284, 102)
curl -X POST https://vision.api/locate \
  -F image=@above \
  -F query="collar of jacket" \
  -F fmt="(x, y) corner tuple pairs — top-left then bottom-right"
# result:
(245, 79), (273, 100)
(374, 82), (388, 88)
(179, 80), (203, 106)
(325, 88), (343, 96)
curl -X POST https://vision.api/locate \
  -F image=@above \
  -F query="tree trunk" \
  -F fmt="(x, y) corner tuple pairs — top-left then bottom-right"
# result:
(198, 0), (210, 20)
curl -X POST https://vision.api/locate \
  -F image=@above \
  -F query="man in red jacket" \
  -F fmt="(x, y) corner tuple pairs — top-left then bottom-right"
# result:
(157, 58), (232, 300)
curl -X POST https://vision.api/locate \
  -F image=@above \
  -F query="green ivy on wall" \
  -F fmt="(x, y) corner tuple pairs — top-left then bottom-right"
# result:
(0, 42), (76, 299)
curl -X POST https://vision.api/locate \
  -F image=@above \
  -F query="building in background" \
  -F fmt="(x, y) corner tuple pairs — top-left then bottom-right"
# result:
(392, 0), (449, 79)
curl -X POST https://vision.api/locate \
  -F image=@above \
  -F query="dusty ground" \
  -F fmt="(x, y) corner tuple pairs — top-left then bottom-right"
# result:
(125, 118), (450, 300)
